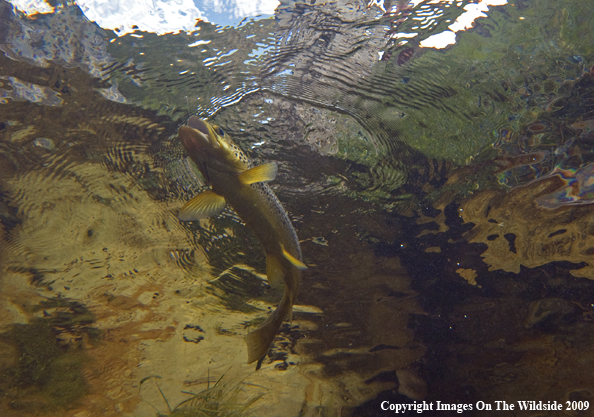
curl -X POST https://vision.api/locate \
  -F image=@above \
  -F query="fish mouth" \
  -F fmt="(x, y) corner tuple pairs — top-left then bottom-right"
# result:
(179, 125), (208, 154)
(179, 117), (216, 153)
(187, 116), (210, 136)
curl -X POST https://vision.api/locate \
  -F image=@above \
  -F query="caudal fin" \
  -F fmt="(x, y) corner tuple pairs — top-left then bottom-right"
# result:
(245, 292), (292, 364)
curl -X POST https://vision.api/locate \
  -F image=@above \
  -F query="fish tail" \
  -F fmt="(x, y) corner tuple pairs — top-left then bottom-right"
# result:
(245, 289), (292, 364)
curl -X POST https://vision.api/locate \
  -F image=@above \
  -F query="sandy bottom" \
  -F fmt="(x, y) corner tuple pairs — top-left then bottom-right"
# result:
(0, 121), (415, 416)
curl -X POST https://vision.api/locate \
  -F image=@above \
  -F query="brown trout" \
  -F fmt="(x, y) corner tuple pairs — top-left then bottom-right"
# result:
(178, 116), (307, 364)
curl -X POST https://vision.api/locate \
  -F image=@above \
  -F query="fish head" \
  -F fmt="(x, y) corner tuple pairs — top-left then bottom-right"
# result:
(179, 116), (248, 177)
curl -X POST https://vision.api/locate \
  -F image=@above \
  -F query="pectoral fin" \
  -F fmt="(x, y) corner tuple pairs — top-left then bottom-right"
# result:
(266, 254), (284, 289)
(178, 190), (226, 221)
(281, 245), (307, 270)
(238, 162), (278, 185)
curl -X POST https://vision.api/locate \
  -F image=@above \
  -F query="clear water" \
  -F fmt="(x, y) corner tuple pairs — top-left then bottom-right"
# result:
(1, 0), (594, 416)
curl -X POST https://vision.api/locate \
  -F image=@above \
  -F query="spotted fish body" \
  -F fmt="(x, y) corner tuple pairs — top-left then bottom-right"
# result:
(178, 116), (306, 364)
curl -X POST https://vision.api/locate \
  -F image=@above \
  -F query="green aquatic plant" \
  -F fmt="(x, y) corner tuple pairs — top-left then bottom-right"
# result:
(141, 374), (265, 417)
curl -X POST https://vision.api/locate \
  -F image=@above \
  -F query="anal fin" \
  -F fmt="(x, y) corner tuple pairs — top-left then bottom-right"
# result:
(266, 254), (284, 289)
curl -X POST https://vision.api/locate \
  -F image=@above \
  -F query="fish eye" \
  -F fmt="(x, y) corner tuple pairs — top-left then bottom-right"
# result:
(217, 127), (225, 136)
